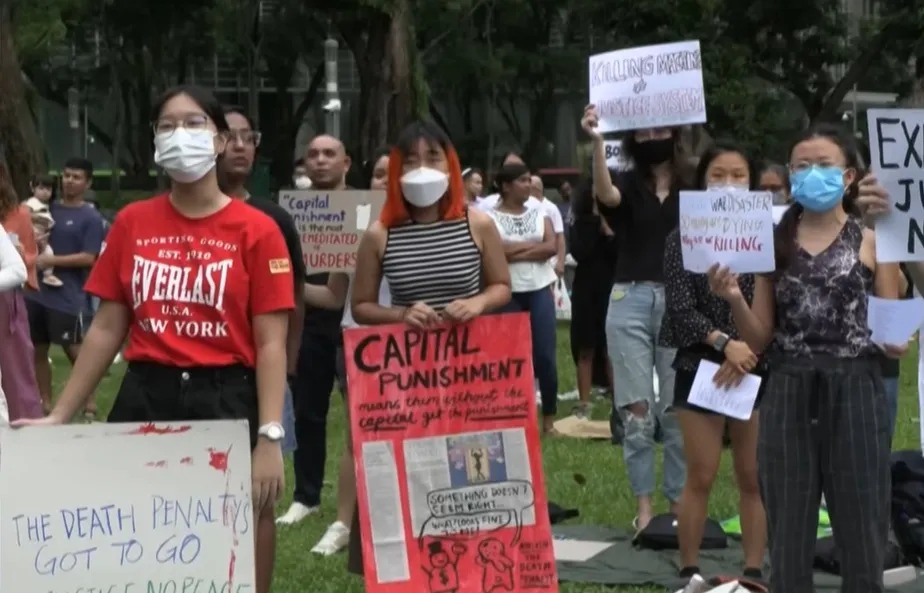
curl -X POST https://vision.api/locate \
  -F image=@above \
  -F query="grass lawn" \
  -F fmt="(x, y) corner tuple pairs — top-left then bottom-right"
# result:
(49, 326), (923, 593)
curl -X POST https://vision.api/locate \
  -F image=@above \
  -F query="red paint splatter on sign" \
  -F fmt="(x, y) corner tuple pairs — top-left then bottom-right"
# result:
(208, 446), (232, 473)
(145, 460), (167, 468)
(128, 423), (192, 435)
(228, 549), (237, 588)
(179, 457), (193, 465)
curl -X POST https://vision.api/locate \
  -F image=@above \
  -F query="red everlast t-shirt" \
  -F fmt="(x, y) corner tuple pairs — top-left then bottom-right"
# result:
(85, 194), (295, 368)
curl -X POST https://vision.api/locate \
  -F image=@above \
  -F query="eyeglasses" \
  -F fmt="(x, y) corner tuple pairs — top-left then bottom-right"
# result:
(228, 130), (262, 147)
(151, 114), (210, 137)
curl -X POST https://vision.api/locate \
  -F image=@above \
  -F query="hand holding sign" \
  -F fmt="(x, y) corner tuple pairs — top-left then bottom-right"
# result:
(856, 172), (892, 224)
(580, 104), (603, 141)
(707, 264), (743, 302)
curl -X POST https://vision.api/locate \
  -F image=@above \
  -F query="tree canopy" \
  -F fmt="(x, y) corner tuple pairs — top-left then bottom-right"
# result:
(0, 0), (921, 196)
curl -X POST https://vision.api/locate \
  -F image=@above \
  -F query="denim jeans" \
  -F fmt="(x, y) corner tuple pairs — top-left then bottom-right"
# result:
(500, 287), (558, 416)
(605, 282), (684, 502)
(882, 376), (898, 443)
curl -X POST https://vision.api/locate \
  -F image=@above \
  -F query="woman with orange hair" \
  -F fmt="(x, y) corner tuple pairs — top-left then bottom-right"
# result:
(352, 120), (511, 326)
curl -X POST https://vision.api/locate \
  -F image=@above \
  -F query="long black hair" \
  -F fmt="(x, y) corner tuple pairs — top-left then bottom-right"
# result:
(693, 140), (759, 191)
(774, 123), (863, 272)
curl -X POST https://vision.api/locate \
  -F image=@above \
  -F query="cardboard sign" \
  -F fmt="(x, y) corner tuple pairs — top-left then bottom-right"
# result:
(0, 420), (255, 593)
(603, 140), (630, 171)
(344, 314), (558, 593)
(867, 109), (924, 262)
(588, 40), (707, 133)
(679, 190), (775, 273)
(279, 189), (386, 272)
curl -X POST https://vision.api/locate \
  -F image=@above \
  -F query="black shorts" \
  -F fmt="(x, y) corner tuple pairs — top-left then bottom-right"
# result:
(673, 366), (764, 417)
(108, 362), (260, 448)
(26, 299), (87, 347)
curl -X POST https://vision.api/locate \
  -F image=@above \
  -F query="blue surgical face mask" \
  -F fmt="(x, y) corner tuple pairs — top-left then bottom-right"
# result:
(790, 165), (845, 212)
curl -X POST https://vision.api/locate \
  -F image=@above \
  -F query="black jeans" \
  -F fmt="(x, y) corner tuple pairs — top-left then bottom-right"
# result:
(109, 362), (259, 447)
(291, 330), (344, 507)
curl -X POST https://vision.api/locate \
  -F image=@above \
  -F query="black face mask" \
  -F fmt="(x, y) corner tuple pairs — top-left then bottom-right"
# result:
(633, 138), (674, 165)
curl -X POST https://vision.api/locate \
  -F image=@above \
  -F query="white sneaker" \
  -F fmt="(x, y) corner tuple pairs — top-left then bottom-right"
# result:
(112, 353), (124, 365)
(275, 502), (318, 525)
(311, 520), (350, 555)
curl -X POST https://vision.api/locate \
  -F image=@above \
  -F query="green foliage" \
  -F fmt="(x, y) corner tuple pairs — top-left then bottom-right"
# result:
(11, 0), (85, 65)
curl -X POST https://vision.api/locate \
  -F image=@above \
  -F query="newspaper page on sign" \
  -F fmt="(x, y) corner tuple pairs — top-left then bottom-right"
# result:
(0, 420), (255, 593)
(679, 190), (775, 274)
(343, 314), (558, 593)
(280, 189), (385, 272)
(867, 109), (924, 262)
(587, 40), (707, 133)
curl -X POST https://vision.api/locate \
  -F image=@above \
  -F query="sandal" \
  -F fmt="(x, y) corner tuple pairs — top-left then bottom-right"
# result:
(83, 409), (97, 423)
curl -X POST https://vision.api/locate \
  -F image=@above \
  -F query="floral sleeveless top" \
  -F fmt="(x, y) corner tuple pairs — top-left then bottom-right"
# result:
(773, 218), (874, 358)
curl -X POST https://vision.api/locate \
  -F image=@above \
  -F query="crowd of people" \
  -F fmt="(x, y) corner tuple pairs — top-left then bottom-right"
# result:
(0, 82), (917, 593)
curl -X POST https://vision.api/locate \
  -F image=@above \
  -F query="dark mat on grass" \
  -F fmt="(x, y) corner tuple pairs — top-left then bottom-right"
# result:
(553, 525), (924, 592)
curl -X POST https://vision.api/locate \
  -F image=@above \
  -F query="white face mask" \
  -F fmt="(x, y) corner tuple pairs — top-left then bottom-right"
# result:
(400, 167), (449, 208)
(294, 176), (312, 189)
(707, 183), (750, 192)
(154, 128), (217, 184)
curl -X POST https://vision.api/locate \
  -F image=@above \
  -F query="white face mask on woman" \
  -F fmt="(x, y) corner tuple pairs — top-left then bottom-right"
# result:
(400, 167), (449, 207)
(154, 128), (217, 183)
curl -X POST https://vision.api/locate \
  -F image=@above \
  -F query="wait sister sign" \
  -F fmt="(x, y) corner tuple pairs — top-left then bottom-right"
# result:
(679, 190), (775, 274)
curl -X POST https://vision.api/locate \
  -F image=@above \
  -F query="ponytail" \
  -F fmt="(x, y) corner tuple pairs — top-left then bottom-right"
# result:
(774, 202), (804, 273)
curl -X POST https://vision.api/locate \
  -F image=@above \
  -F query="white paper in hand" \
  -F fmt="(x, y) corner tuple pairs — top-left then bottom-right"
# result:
(687, 360), (761, 420)
(867, 296), (924, 346)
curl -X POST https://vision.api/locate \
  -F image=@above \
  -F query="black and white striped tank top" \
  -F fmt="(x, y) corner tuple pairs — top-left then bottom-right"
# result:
(382, 213), (482, 310)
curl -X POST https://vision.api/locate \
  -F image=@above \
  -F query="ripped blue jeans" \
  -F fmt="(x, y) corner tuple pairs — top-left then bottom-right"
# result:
(605, 282), (685, 502)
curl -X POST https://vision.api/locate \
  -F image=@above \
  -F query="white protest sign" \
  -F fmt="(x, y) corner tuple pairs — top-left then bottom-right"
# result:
(0, 421), (255, 593)
(679, 190), (775, 273)
(588, 40), (707, 134)
(603, 139), (631, 171)
(868, 109), (924, 262)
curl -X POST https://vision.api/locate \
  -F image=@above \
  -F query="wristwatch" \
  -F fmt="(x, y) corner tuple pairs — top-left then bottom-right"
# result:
(257, 422), (286, 443)
(712, 333), (730, 353)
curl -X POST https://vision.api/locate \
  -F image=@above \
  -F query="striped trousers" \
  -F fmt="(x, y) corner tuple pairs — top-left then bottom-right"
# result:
(758, 356), (891, 593)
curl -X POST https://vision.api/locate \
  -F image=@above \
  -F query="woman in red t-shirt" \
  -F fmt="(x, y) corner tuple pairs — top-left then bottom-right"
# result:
(17, 85), (294, 593)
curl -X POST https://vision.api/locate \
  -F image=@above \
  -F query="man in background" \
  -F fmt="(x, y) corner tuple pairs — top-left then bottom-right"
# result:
(26, 157), (105, 418)
(277, 134), (351, 526)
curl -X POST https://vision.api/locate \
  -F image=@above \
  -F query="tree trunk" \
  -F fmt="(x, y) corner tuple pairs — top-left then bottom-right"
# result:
(0, 0), (47, 198)
(344, 15), (393, 161)
(389, 0), (414, 133)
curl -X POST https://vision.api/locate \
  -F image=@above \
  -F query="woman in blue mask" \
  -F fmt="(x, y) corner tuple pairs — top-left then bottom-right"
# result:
(708, 124), (905, 593)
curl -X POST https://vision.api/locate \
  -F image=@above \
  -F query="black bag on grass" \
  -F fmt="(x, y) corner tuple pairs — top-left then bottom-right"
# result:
(633, 513), (727, 550)
(891, 450), (924, 565)
(814, 535), (904, 574)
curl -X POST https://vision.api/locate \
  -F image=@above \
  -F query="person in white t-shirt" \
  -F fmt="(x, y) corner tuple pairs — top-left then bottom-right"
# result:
(486, 162), (559, 434)
(302, 148), (392, 556)
(462, 167), (484, 207)
(0, 227), (26, 423)
(530, 175), (566, 277)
